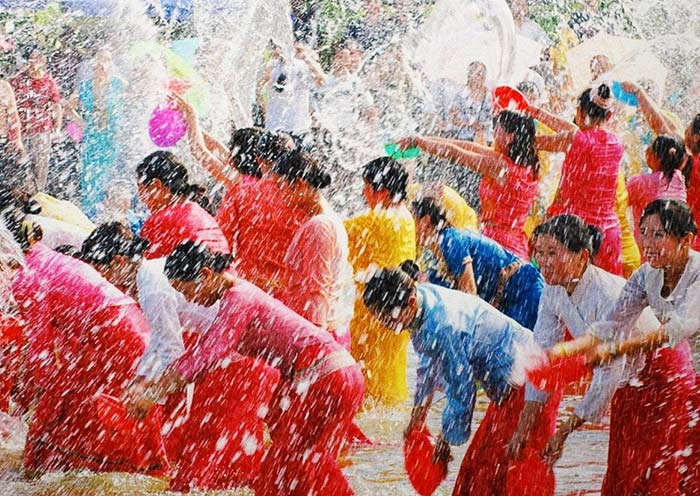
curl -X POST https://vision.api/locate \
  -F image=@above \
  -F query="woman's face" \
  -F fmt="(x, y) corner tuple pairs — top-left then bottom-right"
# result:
(639, 214), (688, 269)
(532, 234), (588, 287)
(645, 146), (660, 172)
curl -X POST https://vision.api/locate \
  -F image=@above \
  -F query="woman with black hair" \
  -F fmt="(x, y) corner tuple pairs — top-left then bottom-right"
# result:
(526, 84), (625, 275)
(130, 241), (363, 496)
(412, 195), (543, 329)
(82, 222), (278, 492)
(2, 194), (168, 477)
(398, 110), (539, 260)
(627, 135), (687, 245)
(551, 200), (700, 495)
(361, 263), (542, 495)
(344, 156), (417, 406)
(136, 150), (229, 259)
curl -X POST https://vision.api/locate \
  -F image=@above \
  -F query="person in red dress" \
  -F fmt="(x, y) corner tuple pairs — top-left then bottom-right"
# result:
(399, 110), (539, 260)
(136, 150), (229, 259)
(129, 241), (364, 496)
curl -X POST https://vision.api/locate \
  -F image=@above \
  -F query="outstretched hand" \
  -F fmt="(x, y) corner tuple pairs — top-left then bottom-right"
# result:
(433, 434), (453, 465)
(396, 137), (418, 150)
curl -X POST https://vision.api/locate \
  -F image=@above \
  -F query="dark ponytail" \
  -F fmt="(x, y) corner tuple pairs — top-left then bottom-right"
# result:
(164, 240), (234, 282)
(81, 222), (150, 266)
(650, 135), (686, 183)
(496, 110), (540, 178)
(533, 214), (602, 258)
(578, 84), (612, 125)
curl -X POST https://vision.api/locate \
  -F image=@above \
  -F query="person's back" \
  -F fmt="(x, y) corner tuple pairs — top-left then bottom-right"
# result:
(216, 176), (311, 292)
(142, 200), (229, 259)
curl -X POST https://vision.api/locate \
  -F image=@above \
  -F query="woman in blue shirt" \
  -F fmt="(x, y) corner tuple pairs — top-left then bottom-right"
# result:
(363, 264), (543, 495)
(412, 196), (543, 330)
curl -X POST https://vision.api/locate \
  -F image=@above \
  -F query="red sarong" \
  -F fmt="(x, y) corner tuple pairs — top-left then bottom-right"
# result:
(254, 365), (364, 496)
(602, 343), (695, 496)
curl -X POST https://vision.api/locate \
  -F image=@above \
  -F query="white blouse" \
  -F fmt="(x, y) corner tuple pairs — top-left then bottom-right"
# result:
(590, 250), (700, 365)
(525, 264), (658, 422)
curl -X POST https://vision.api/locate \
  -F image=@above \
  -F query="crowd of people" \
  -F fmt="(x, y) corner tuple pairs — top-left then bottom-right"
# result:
(0, 2), (699, 496)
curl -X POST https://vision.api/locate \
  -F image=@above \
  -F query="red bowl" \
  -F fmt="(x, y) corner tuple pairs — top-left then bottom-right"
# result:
(404, 426), (448, 495)
(492, 85), (529, 112)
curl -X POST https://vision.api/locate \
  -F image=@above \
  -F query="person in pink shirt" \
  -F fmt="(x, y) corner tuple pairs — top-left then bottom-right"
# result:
(136, 151), (229, 259)
(129, 241), (364, 496)
(399, 110), (539, 260)
(273, 150), (355, 347)
(0, 188), (167, 476)
(10, 47), (62, 194)
(627, 135), (687, 246)
(527, 84), (625, 275)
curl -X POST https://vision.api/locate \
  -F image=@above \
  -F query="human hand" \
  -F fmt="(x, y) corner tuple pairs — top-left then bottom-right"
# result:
(541, 429), (568, 467)
(432, 434), (452, 465)
(122, 378), (156, 419)
(507, 428), (528, 461)
(620, 81), (639, 96)
(396, 137), (418, 150)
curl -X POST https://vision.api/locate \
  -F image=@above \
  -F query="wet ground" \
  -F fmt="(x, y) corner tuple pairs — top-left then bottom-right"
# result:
(0, 346), (608, 495)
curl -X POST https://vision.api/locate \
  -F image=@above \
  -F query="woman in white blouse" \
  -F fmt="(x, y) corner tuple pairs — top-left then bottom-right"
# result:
(507, 214), (660, 495)
(555, 199), (699, 495)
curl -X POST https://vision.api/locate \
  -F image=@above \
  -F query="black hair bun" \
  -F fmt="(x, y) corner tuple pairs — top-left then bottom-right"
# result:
(597, 83), (611, 100)
(399, 260), (420, 281)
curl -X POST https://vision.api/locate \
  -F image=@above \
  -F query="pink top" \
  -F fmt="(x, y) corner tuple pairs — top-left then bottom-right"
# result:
(141, 200), (230, 259)
(279, 212), (355, 333)
(479, 158), (537, 260)
(12, 244), (147, 389)
(175, 279), (346, 382)
(216, 177), (311, 293)
(627, 170), (687, 243)
(548, 129), (624, 229)
(10, 71), (61, 135)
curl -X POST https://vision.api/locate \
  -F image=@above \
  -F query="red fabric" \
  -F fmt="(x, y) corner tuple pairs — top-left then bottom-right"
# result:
(526, 355), (591, 393)
(254, 365), (364, 496)
(548, 129), (624, 275)
(13, 245), (167, 475)
(681, 372), (700, 496)
(141, 200), (229, 259)
(23, 305), (168, 475)
(216, 178), (311, 293)
(602, 343), (695, 496)
(0, 314), (23, 412)
(688, 155), (700, 250)
(479, 159), (537, 260)
(166, 356), (280, 492)
(404, 426), (448, 496)
(10, 71), (61, 135)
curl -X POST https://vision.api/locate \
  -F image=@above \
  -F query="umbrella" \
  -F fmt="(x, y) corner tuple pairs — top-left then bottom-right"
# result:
(565, 33), (667, 94)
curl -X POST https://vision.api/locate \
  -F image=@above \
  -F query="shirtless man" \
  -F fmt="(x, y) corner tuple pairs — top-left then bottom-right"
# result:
(0, 78), (25, 185)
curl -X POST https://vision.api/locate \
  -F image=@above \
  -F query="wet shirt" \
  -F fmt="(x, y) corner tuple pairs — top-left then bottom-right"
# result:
(175, 279), (347, 383)
(428, 227), (517, 301)
(136, 258), (219, 379)
(548, 128), (624, 227)
(141, 200), (230, 259)
(526, 264), (659, 422)
(589, 250), (700, 363)
(10, 71), (61, 135)
(413, 283), (538, 445)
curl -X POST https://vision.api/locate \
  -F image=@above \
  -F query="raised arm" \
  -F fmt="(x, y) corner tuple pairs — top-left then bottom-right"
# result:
(406, 135), (501, 158)
(536, 131), (577, 153)
(526, 104), (579, 134)
(404, 136), (510, 183)
(620, 81), (681, 136)
(170, 92), (239, 189)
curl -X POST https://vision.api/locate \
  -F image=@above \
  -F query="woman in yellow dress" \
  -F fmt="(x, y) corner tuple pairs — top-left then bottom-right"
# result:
(345, 157), (416, 406)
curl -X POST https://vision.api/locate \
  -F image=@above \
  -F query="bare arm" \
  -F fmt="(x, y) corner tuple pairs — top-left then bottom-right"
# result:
(412, 135), (501, 158)
(409, 136), (509, 183)
(171, 92), (239, 189)
(51, 101), (63, 133)
(508, 400), (545, 460)
(456, 258), (477, 295)
(620, 81), (681, 136)
(527, 104), (578, 134)
(536, 131), (577, 153)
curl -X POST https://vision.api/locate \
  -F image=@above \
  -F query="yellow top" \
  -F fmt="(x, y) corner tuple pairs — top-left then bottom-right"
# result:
(615, 172), (641, 278)
(32, 192), (96, 234)
(345, 204), (417, 406)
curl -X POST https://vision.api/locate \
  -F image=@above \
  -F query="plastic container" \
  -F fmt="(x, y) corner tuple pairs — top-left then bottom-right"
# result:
(611, 81), (639, 107)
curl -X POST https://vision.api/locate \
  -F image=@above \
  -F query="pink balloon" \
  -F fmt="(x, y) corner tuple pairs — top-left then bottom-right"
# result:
(148, 104), (187, 148)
